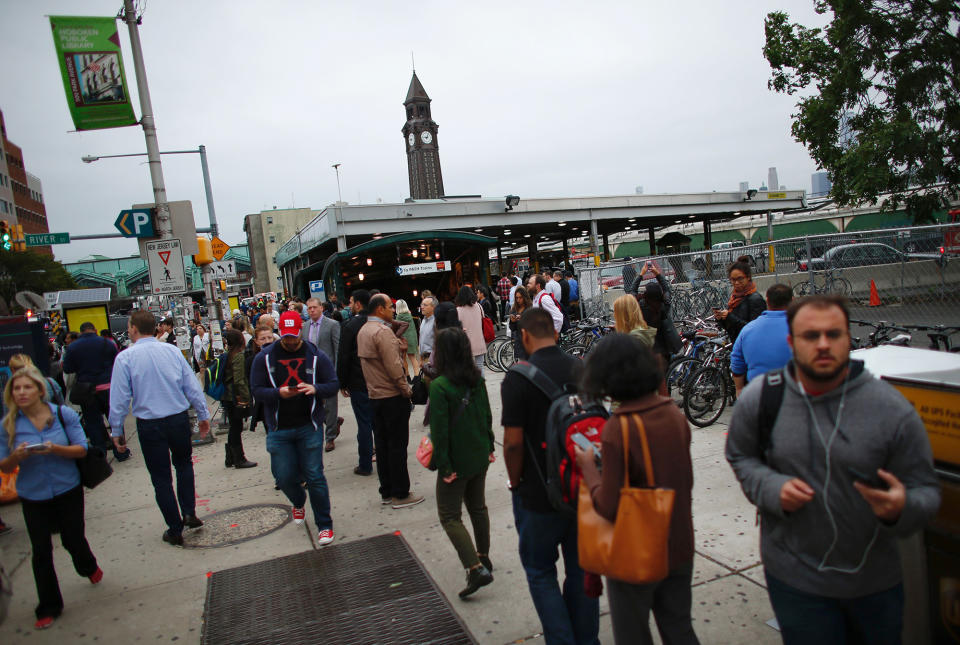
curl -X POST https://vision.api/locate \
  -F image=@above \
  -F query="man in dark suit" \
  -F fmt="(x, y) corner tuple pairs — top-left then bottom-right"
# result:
(302, 297), (342, 452)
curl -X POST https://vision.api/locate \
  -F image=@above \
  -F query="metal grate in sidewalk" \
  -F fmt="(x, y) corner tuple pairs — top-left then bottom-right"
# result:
(201, 532), (476, 645)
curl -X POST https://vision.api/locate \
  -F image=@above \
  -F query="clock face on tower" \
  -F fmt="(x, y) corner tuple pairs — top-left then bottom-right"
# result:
(420, 131), (433, 144)
(408, 133), (415, 147)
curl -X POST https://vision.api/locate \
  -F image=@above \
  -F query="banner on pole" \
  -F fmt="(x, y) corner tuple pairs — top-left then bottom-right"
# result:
(49, 15), (137, 130)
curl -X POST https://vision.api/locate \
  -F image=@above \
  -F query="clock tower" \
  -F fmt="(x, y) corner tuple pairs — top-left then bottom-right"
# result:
(402, 72), (444, 199)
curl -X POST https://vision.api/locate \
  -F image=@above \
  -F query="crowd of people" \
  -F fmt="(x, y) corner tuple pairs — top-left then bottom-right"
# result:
(0, 260), (943, 644)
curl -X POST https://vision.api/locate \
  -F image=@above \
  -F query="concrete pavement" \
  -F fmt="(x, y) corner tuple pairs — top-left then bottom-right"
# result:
(0, 367), (781, 644)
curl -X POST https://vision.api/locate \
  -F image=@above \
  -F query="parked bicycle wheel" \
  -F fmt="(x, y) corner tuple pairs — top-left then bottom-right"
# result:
(683, 365), (728, 427)
(565, 343), (590, 359)
(665, 356), (702, 408)
(793, 280), (814, 297)
(485, 337), (508, 372)
(497, 339), (517, 371)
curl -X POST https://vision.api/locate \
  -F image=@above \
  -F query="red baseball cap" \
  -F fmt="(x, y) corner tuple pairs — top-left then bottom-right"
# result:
(278, 311), (302, 337)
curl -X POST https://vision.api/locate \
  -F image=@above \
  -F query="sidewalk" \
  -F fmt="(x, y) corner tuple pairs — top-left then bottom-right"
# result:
(0, 368), (781, 644)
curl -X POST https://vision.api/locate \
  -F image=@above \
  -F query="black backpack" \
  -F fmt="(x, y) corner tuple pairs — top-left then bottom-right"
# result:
(757, 368), (786, 462)
(510, 361), (609, 516)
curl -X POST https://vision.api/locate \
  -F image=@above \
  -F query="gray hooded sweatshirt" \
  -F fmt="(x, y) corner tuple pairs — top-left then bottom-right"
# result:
(726, 360), (940, 599)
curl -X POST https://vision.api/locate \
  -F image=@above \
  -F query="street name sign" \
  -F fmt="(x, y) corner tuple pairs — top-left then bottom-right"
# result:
(145, 238), (187, 295)
(396, 260), (452, 276)
(209, 259), (237, 279)
(115, 208), (155, 238)
(26, 232), (70, 246)
(210, 236), (230, 261)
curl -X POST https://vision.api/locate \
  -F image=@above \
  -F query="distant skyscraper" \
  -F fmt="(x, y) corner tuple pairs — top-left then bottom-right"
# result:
(767, 167), (779, 193)
(635, 185), (643, 194)
(739, 181), (749, 192)
(811, 171), (832, 197)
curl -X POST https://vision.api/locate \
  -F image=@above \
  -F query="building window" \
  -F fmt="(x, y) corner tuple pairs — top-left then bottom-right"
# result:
(266, 216), (273, 224)
(272, 257), (277, 264)
(269, 236), (275, 243)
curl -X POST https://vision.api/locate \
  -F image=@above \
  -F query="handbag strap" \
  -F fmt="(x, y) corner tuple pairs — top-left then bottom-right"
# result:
(448, 385), (472, 428)
(619, 413), (656, 488)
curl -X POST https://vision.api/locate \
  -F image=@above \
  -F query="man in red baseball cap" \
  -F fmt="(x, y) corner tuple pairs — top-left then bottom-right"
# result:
(250, 311), (340, 547)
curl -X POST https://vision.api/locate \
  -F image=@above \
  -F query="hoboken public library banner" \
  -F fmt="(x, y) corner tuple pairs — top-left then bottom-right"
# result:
(50, 15), (137, 130)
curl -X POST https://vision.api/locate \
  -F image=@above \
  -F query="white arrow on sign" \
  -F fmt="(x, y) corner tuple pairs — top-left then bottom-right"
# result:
(209, 259), (237, 278)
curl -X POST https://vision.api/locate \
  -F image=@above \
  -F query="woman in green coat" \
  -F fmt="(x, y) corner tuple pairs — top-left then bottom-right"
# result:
(395, 299), (420, 376)
(429, 327), (495, 599)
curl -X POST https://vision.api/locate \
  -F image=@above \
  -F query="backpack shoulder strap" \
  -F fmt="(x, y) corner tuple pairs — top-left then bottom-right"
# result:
(509, 361), (564, 400)
(757, 368), (786, 459)
(56, 404), (69, 445)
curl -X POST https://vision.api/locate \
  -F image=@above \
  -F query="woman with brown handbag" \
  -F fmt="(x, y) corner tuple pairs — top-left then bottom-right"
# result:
(574, 334), (699, 645)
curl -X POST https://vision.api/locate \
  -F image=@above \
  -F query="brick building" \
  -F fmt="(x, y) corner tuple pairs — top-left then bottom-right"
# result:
(0, 109), (52, 255)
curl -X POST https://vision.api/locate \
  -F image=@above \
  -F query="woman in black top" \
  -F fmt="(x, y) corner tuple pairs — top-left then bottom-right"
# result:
(713, 256), (766, 342)
(638, 263), (681, 393)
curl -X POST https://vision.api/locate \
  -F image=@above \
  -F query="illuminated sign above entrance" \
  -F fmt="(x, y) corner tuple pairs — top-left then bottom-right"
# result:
(396, 260), (452, 276)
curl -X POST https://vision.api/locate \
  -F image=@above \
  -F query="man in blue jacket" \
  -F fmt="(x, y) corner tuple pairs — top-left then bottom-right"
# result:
(63, 321), (130, 461)
(730, 283), (794, 397)
(250, 311), (339, 547)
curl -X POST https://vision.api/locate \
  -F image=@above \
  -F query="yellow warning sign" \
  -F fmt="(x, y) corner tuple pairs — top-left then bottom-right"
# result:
(210, 236), (230, 261)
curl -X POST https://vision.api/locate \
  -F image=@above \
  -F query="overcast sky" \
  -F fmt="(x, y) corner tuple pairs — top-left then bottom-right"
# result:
(2, 0), (828, 263)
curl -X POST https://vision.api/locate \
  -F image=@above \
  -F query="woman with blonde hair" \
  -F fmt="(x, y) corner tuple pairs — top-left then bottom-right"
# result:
(613, 294), (656, 348)
(0, 366), (103, 630)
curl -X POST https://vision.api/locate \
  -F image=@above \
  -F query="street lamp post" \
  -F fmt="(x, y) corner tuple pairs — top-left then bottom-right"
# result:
(82, 146), (219, 238)
(332, 163), (346, 253)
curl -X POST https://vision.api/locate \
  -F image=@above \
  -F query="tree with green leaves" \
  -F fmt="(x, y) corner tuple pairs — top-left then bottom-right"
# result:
(0, 250), (77, 313)
(764, 0), (960, 223)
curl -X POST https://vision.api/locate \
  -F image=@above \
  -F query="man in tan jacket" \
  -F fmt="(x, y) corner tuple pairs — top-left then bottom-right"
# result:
(357, 294), (424, 509)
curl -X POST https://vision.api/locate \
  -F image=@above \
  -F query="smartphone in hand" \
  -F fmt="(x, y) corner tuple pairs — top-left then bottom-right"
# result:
(847, 466), (888, 490)
(25, 443), (46, 453)
(571, 433), (601, 463)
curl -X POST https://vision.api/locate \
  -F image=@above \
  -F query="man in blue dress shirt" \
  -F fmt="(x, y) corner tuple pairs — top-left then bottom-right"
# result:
(109, 311), (211, 546)
(730, 284), (794, 397)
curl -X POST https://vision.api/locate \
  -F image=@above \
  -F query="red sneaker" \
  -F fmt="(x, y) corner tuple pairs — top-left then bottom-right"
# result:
(317, 529), (334, 546)
(88, 567), (103, 584)
(292, 507), (305, 525)
(35, 616), (55, 630)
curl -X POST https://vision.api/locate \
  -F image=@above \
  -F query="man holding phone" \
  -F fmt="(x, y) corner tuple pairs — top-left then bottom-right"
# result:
(725, 295), (940, 642)
(250, 311), (340, 546)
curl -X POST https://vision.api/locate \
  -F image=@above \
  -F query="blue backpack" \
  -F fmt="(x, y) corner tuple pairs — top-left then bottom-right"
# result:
(203, 354), (226, 400)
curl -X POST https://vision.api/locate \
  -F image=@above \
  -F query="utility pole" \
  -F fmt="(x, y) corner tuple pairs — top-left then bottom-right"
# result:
(122, 0), (171, 240)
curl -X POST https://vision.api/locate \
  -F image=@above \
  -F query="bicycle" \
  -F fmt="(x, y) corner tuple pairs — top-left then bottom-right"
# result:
(683, 342), (736, 427)
(849, 319), (913, 348)
(793, 267), (851, 297)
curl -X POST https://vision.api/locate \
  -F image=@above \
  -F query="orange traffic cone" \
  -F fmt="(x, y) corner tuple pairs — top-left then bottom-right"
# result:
(869, 280), (882, 307)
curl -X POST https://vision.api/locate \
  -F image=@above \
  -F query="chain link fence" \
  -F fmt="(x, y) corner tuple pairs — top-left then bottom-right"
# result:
(579, 223), (960, 342)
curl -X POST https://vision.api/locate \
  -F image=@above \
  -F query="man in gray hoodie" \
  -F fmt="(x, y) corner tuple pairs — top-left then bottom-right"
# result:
(726, 295), (939, 643)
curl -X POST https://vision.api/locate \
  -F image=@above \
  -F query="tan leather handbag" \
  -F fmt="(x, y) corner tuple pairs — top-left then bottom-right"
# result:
(577, 413), (675, 584)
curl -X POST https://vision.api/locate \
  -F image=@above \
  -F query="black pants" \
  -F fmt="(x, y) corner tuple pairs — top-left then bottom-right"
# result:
(370, 395), (411, 500)
(136, 410), (195, 535)
(222, 401), (247, 451)
(78, 389), (114, 456)
(607, 562), (699, 645)
(21, 485), (98, 620)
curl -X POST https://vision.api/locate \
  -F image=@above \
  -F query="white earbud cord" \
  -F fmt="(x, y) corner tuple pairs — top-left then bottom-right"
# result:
(799, 372), (880, 574)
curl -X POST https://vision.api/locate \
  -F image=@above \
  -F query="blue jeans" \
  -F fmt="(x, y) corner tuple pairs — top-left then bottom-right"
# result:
(136, 411), (196, 535)
(766, 572), (903, 645)
(511, 493), (600, 645)
(266, 424), (332, 530)
(349, 389), (374, 473)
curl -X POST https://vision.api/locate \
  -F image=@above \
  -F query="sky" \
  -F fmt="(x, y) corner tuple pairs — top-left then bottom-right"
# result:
(1, 0), (829, 263)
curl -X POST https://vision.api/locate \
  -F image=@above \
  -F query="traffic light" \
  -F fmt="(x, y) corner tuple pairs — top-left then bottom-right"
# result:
(219, 280), (227, 291)
(0, 221), (10, 251)
(14, 224), (24, 251)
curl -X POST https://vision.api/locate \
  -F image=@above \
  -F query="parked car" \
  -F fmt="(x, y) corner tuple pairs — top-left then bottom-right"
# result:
(801, 242), (937, 271)
(896, 228), (944, 254)
(691, 240), (765, 271)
